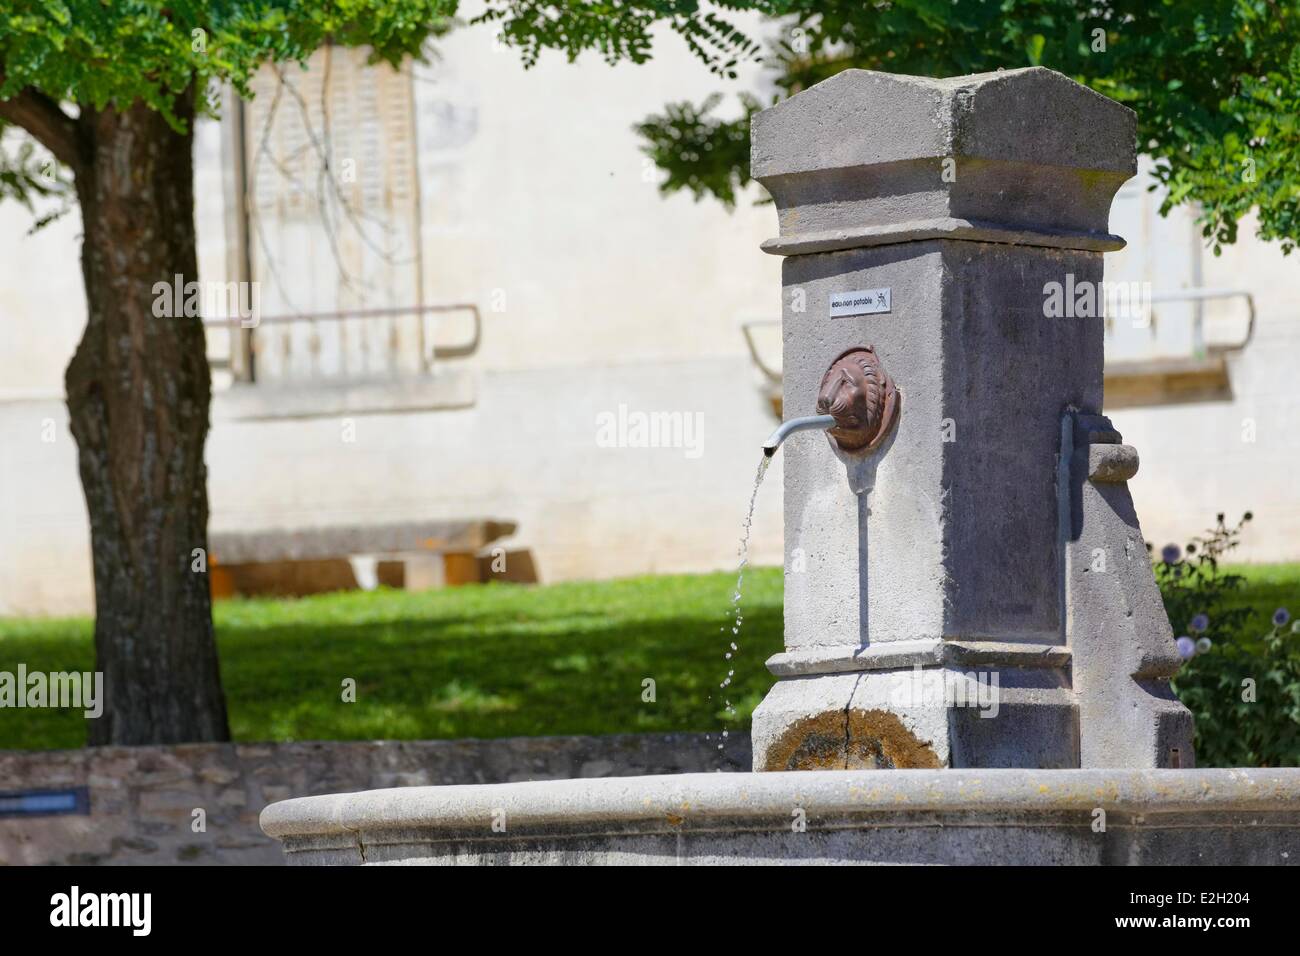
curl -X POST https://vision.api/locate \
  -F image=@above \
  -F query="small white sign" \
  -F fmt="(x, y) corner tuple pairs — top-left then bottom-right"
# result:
(830, 287), (891, 318)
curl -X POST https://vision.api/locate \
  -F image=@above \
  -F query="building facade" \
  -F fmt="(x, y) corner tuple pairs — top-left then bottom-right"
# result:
(0, 29), (1295, 615)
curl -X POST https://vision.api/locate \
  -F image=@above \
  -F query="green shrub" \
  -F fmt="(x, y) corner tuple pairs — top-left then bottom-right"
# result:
(1163, 514), (1300, 767)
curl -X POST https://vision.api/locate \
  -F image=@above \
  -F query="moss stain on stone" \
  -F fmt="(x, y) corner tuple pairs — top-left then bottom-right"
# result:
(762, 709), (941, 771)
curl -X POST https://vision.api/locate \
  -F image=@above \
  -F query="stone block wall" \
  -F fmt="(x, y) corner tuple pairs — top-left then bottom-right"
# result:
(0, 732), (749, 865)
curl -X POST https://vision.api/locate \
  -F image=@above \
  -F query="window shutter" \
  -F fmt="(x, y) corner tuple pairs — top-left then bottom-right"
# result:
(244, 46), (423, 382)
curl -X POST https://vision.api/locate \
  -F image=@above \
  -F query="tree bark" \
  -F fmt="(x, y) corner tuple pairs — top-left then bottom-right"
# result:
(67, 91), (230, 745)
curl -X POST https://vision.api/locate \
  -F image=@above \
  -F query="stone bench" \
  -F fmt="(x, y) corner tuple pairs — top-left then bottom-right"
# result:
(208, 518), (520, 597)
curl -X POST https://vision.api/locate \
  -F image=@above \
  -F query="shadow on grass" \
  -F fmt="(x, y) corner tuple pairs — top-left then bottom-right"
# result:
(0, 579), (784, 750)
(220, 606), (784, 744)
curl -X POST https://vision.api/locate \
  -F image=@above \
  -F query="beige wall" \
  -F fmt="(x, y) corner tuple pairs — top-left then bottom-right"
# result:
(0, 26), (1295, 616)
(0, 189), (85, 399)
(1116, 211), (1300, 560)
(0, 25), (786, 616)
(409, 27), (781, 370)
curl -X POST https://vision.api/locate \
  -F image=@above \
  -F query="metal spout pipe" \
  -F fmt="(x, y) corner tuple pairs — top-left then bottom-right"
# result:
(762, 414), (837, 457)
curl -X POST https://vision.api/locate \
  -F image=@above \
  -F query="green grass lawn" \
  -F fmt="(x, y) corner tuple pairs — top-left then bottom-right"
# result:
(0, 568), (784, 751)
(1, 563), (1294, 752)
(1217, 563), (1300, 632)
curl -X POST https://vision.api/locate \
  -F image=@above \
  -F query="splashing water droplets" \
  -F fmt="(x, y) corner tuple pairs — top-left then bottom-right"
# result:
(707, 455), (772, 754)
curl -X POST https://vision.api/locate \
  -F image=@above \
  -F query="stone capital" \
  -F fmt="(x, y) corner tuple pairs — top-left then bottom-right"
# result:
(751, 67), (1137, 257)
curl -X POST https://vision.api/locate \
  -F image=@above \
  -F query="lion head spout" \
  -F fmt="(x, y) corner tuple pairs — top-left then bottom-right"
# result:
(815, 346), (899, 454)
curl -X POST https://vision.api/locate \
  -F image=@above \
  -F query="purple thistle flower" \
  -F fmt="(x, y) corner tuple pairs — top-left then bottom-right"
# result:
(1175, 636), (1196, 660)
(1189, 613), (1209, 633)
(1274, 607), (1291, 628)
(1161, 544), (1181, 564)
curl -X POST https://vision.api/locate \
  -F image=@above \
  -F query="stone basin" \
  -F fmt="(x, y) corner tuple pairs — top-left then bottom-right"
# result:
(260, 768), (1300, 865)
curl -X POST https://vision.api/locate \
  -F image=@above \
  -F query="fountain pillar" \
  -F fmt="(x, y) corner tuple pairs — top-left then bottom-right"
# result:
(750, 67), (1193, 770)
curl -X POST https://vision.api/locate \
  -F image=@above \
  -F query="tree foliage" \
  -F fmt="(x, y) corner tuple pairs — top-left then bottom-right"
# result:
(0, 1), (766, 121)
(638, 0), (1300, 253)
(479, 0), (762, 73)
(0, 1), (773, 205)
(0, 129), (72, 230)
(1, 1), (455, 124)
(633, 91), (761, 207)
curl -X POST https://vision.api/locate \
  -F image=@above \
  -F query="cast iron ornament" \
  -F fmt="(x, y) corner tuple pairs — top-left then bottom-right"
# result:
(816, 346), (899, 454)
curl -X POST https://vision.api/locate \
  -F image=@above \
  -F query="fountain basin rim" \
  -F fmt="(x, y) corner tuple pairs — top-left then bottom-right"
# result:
(261, 768), (1300, 841)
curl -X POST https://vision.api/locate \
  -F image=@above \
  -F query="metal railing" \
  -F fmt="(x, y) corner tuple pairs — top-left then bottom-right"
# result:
(741, 319), (782, 384)
(1145, 288), (1256, 359)
(740, 288), (1257, 387)
(205, 302), (481, 382)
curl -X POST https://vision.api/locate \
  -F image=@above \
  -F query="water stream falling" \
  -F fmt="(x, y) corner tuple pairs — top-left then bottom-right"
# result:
(709, 455), (771, 755)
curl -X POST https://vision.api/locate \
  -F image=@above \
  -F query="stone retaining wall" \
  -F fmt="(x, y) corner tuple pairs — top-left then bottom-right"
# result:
(0, 732), (749, 865)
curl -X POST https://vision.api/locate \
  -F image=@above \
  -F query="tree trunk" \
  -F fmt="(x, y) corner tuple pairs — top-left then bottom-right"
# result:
(67, 91), (230, 745)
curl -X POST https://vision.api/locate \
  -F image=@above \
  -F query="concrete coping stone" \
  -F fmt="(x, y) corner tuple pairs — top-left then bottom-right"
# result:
(261, 769), (1300, 842)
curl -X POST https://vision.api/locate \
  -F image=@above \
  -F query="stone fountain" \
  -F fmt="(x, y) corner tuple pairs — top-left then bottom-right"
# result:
(261, 67), (1300, 865)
